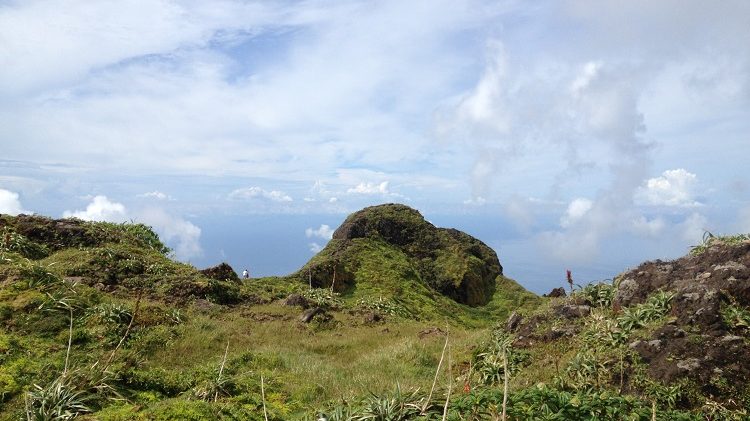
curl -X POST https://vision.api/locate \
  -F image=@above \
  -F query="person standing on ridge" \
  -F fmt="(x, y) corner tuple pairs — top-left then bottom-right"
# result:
(242, 269), (249, 279)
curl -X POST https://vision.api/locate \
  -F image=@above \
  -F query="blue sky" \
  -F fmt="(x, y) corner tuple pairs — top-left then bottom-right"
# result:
(1, 0), (749, 293)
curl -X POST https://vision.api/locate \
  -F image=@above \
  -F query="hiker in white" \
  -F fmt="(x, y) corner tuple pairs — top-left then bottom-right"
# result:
(242, 269), (249, 279)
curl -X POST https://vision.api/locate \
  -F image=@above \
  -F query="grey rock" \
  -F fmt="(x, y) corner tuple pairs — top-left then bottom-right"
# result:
(681, 292), (700, 301)
(300, 307), (325, 323)
(676, 358), (701, 372)
(713, 261), (747, 272)
(284, 293), (310, 308)
(647, 339), (663, 351)
(555, 304), (591, 319)
(721, 335), (743, 343)
(506, 311), (522, 332)
(614, 278), (639, 307)
(629, 340), (643, 349)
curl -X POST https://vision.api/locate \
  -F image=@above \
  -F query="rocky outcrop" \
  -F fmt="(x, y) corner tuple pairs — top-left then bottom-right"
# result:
(297, 204), (504, 306)
(200, 262), (240, 283)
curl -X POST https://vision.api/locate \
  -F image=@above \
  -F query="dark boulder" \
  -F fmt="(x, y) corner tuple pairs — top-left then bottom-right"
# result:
(299, 307), (326, 323)
(200, 262), (240, 283)
(284, 294), (310, 309)
(544, 287), (567, 298)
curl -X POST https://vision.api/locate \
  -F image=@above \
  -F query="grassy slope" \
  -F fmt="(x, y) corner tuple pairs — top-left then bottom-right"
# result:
(0, 217), (537, 420)
(5, 217), (744, 420)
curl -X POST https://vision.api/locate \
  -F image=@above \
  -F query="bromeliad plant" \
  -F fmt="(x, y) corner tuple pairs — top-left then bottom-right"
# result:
(573, 280), (618, 308)
(472, 328), (527, 387)
(720, 297), (750, 331)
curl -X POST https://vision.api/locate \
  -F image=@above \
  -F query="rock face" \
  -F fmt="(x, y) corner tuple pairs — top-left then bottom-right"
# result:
(200, 262), (240, 283)
(512, 237), (750, 405)
(612, 240), (750, 391)
(297, 204), (503, 306)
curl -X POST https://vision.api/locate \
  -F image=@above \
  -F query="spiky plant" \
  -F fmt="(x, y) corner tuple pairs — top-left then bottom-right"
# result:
(25, 374), (91, 421)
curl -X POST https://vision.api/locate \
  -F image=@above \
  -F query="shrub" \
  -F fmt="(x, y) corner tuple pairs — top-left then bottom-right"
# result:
(0, 227), (49, 259)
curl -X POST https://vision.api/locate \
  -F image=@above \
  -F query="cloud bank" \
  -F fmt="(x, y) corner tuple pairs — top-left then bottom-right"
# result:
(63, 195), (202, 261)
(0, 188), (30, 215)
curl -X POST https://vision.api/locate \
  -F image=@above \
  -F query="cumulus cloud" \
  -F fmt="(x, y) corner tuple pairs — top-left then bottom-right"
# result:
(502, 196), (536, 229)
(679, 212), (708, 243)
(0, 188), (30, 215)
(63, 195), (128, 222)
(631, 215), (666, 237)
(228, 187), (292, 202)
(138, 208), (202, 260)
(63, 195), (202, 260)
(737, 206), (750, 233)
(347, 181), (390, 195)
(305, 224), (334, 240)
(138, 191), (171, 200)
(463, 196), (487, 206)
(636, 169), (701, 207)
(306, 224), (333, 254)
(560, 198), (593, 228)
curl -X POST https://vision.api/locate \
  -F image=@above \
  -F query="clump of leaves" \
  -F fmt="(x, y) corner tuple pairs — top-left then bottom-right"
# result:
(25, 374), (91, 421)
(87, 303), (133, 326)
(701, 398), (749, 421)
(81, 221), (170, 255)
(559, 351), (612, 391)
(691, 231), (750, 256)
(25, 368), (120, 421)
(720, 299), (750, 331)
(1, 227), (49, 260)
(318, 385), (435, 421)
(582, 309), (628, 348)
(357, 386), (427, 420)
(572, 279), (618, 308)
(617, 290), (674, 331)
(301, 288), (343, 310)
(22, 263), (62, 290)
(473, 328), (527, 386)
(355, 297), (411, 318)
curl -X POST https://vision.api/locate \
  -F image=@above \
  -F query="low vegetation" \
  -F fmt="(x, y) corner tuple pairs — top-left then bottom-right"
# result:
(1, 211), (749, 420)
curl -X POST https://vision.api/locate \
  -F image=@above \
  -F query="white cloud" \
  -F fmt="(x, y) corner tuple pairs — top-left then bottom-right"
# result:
(679, 212), (708, 243)
(305, 224), (334, 240)
(570, 61), (602, 97)
(63, 195), (128, 222)
(502, 196), (535, 228)
(631, 215), (666, 237)
(62, 195), (201, 260)
(228, 187), (293, 202)
(138, 208), (202, 260)
(306, 224), (333, 254)
(560, 198), (593, 228)
(637, 169), (701, 207)
(0, 188), (30, 215)
(347, 181), (390, 195)
(463, 196), (487, 206)
(137, 191), (170, 200)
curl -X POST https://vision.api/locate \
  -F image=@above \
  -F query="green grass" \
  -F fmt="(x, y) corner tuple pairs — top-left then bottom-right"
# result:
(690, 231), (750, 256)
(3, 214), (749, 420)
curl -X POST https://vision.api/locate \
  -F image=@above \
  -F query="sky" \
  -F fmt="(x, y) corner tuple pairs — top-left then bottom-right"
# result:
(1, 0), (749, 293)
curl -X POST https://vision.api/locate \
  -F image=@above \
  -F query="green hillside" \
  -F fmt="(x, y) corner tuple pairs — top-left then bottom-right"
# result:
(1, 210), (748, 420)
(0, 210), (537, 420)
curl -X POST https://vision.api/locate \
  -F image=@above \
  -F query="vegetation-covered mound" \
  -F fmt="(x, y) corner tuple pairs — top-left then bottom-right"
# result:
(504, 233), (750, 418)
(4, 210), (747, 420)
(292, 204), (503, 306)
(0, 211), (538, 420)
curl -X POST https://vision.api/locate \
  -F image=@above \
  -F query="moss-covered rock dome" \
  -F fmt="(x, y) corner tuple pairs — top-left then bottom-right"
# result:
(296, 203), (503, 306)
